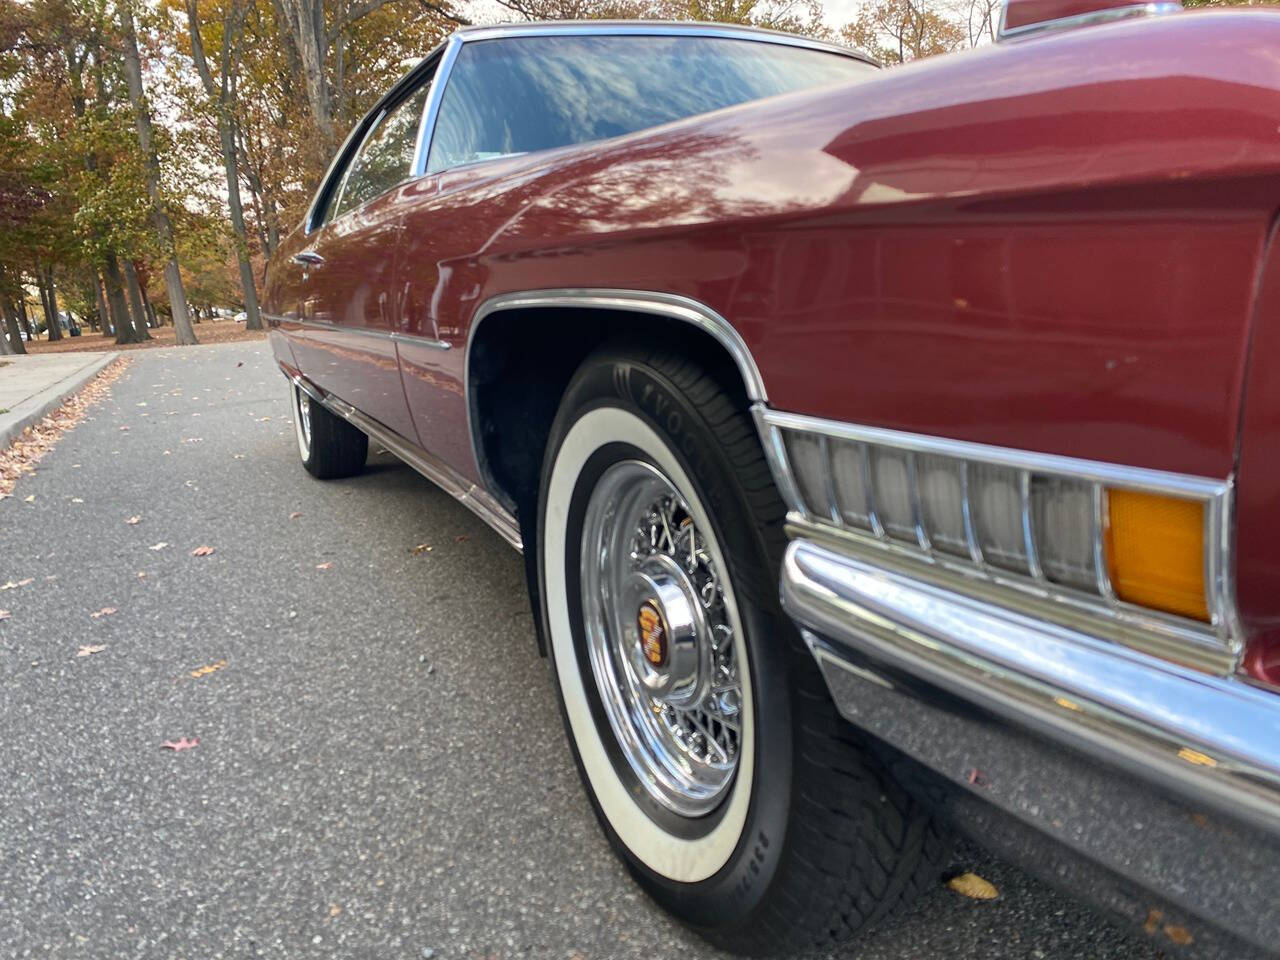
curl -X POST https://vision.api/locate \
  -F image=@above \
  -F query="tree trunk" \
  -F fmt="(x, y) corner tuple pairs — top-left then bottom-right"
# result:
(94, 277), (110, 333)
(122, 260), (151, 341)
(17, 298), (34, 341)
(186, 0), (263, 332)
(105, 254), (141, 345)
(0, 301), (23, 355)
(119, 0), (198, 346)
(38, 267), (63, 341)
(141, 281), (159, 329)
(221, 123), (264, 331)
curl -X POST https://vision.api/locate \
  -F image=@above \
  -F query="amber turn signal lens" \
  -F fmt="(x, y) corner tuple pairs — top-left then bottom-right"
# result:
(1105, 490), (1208, 621)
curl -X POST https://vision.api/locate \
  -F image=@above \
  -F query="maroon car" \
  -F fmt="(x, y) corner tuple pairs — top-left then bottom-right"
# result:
(263, 6), (1280, 955)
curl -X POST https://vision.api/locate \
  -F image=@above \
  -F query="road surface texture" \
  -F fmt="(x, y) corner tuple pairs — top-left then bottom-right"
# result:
(0, 342), (1160, 959)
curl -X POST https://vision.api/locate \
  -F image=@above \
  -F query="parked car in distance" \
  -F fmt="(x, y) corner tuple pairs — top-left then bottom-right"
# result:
(263, 7), (1280, 957)
(233, 311), (247, 323)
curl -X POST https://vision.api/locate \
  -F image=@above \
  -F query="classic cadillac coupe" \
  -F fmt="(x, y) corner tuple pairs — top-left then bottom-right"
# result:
(263, 4), (1280, 955)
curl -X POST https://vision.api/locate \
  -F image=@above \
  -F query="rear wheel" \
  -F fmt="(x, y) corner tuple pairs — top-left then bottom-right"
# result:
(537, 345), (944, 955)
(290, 381), (368, 479)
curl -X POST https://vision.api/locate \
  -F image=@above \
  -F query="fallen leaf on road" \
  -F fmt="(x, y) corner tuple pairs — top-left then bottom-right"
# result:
(23, 495), (34, 503)
(161, 737), (199, 752)
(149, 542), (168, 551)
(76, 644), (106, 657)
(0, 610), (10, 621)
(1, 578), (33, 591)
(70, 497), (83, 504)
(181, 437), (203, 443)
(946, 873), (998, 900)
(233, 454), (245, 460)
(118, 425), (129, 431)
(137, 571), (146, 579)
(289, 511), (302, 519)
(316, 561), (334, 570)
(189, 659), (227, 678)
(126, 516), (141, 524)
(411, 543), (433, 555)
(236, 361), (243, 367)
(90, 607), (117, 619)
(191, 545), (215, 557)
(257, 416), (272, 422)
(454, 535), (469, 543)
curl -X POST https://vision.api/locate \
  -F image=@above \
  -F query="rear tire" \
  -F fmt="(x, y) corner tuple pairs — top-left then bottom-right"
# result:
(290, 381), (368, 480)
(537, 344), (945, 955)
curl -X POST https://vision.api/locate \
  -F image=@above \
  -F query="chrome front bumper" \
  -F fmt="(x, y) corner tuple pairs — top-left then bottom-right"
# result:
(782, 538), (1280, 954)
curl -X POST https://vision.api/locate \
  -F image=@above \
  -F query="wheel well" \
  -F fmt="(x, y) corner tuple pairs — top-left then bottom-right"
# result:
(468, 306), (755, 652)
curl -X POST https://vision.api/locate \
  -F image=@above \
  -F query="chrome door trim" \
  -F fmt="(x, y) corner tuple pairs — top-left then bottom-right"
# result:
(391, 330), (451, 351)
(464, 288), (768, 509)
(292, 317), (451, 351)
(281, 365), (522, 550)
(411, 35), (464, 178)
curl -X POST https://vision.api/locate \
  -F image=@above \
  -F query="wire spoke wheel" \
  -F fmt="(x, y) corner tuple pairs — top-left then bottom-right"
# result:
(579, 459), (742, 817)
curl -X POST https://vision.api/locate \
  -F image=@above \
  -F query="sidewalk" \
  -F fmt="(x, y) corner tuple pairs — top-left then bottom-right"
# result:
(0, 351), (120, 450)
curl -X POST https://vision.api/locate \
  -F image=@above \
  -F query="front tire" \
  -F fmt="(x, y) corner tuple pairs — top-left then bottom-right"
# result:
(538, 345), (944, 955)
(290, 381), (368, 480)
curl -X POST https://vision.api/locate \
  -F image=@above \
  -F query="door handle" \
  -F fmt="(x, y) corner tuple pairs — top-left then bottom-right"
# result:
(291, 251), (326, 267)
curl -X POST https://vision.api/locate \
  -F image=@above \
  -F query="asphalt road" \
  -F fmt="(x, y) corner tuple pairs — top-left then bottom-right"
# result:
(0, 341), (1160, 959)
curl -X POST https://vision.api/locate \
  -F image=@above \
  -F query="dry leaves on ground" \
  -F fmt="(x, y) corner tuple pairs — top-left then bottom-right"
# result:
(189, 659), (228, 679)
(316, 561), (334, 570)
(125, 516), (140, 525)
(191, 545), (215, 557)
(0, 358), (130, 499)
(76, 644), (106, 657)
(0, 610), (10, 621)
(289, 511), (302, 519)
(411, 543), (432, 555)
(946, 872), (999, 900)
(1, 578), (33, 591)
(149, 542), (168, 551)
(89, 606), (117, 619)
(160, 737), (199, 751)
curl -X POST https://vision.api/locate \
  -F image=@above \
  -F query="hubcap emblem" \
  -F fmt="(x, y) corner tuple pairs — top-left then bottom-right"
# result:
(637, 601), (668, 668)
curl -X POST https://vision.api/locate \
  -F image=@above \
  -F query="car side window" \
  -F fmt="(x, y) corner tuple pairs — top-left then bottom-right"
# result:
(425, 35), (873, 174)
(330, 80), (432, 221)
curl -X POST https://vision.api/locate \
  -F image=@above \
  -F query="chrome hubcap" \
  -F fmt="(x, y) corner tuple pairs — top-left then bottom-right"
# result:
(297, 389), (312, 450)
(580, 460), (742, 817)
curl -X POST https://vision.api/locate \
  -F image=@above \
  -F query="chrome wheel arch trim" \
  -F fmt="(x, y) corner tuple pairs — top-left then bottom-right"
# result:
(464, 288), (769, 513)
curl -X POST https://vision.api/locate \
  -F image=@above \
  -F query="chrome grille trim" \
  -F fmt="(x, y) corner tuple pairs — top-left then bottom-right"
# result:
(755, 407), (1240, 673)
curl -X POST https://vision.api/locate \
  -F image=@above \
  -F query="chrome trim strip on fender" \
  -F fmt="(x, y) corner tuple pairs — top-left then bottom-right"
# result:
(464, 288), (769, 510)
(996, 1), (1182, 41)
(781, 539), (1280, 832)
(282, 366), (522, 550)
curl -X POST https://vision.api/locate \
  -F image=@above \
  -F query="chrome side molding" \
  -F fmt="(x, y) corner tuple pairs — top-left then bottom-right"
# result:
(283, 367), (522, 550)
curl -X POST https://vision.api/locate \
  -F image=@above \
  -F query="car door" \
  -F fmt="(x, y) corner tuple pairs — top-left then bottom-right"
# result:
(291, 75), (434, 445)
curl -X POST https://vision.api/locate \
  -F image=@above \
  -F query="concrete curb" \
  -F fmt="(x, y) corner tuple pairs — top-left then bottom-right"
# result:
(0, 352), (122, 452)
